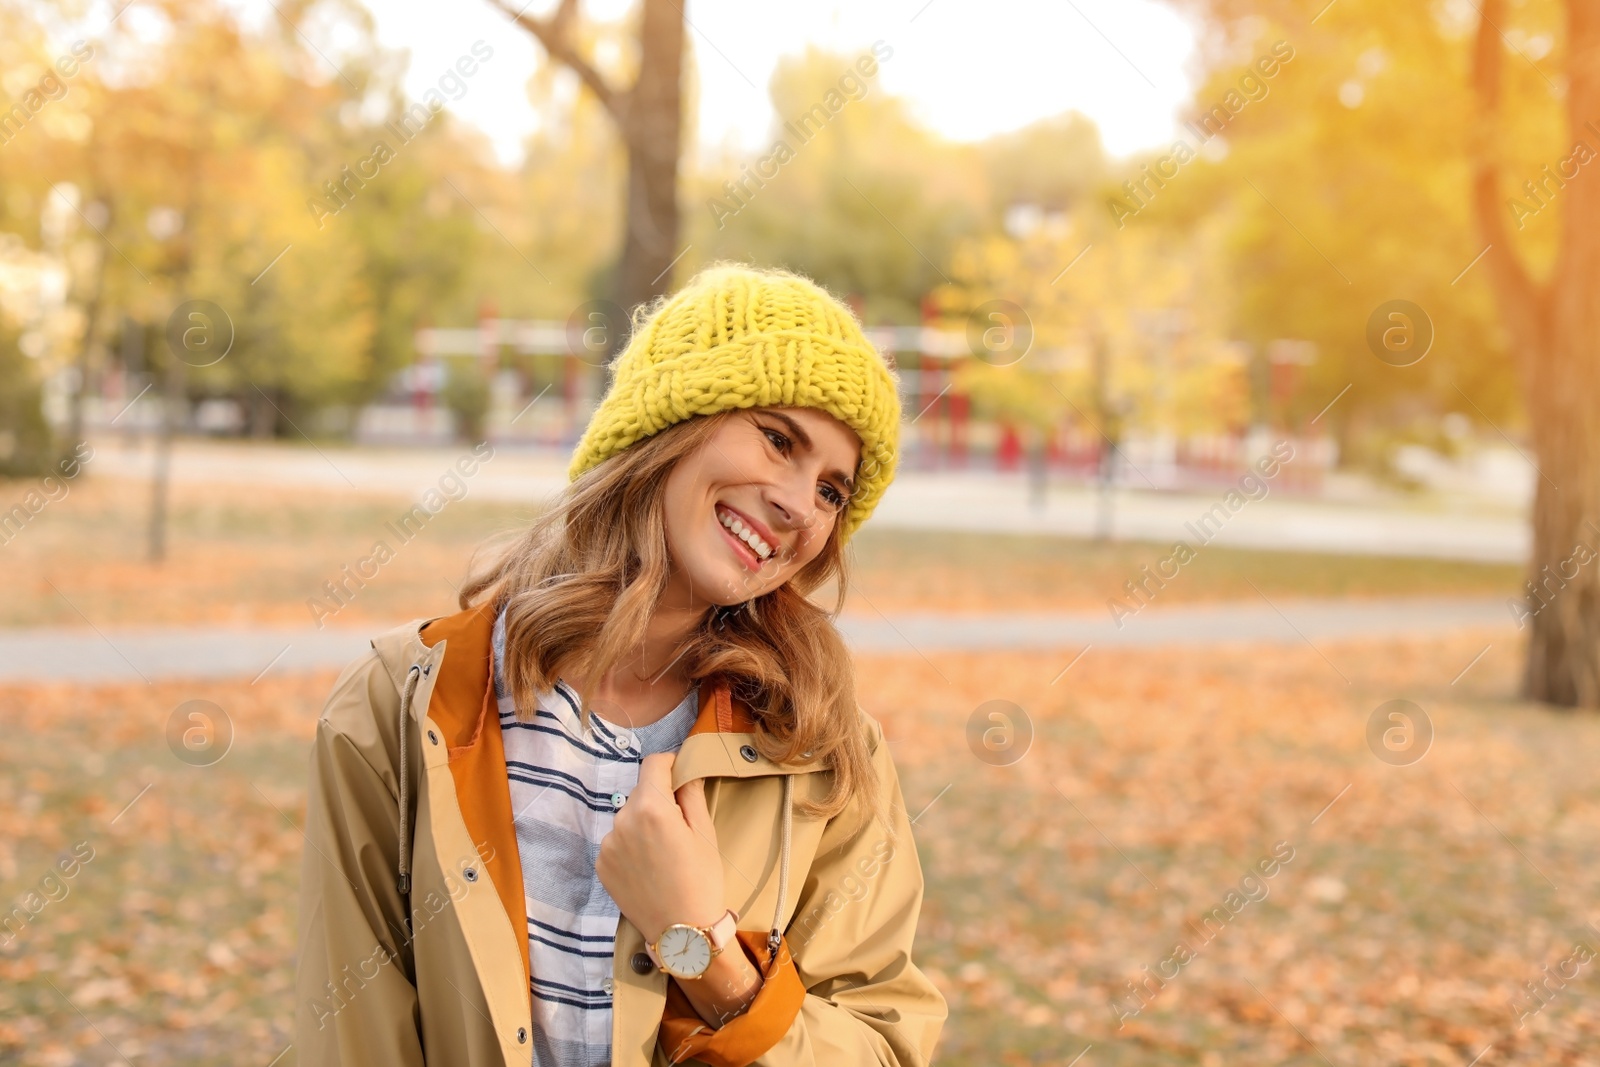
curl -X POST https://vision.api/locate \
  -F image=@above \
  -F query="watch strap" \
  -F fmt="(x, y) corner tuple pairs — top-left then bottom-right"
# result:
(706, 907), (738, 952)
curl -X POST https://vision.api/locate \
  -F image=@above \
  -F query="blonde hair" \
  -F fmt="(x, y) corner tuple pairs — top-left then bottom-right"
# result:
(459, 409), (882, 825)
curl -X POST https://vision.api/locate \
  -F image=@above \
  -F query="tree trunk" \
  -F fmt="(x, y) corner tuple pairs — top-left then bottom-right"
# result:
(612, 0), (684, 317)
(149, 360), (181, 563)
(68, 224), (109, 452)
(1472, 0), (1600, 706)
(497, 0), (685, 320)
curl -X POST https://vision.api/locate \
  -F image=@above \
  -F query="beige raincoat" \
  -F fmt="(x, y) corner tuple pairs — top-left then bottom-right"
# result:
(294, 602), (947, 1065)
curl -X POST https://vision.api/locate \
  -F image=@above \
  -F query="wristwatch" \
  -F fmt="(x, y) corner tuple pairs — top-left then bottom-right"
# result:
(645, 908), (740, 980)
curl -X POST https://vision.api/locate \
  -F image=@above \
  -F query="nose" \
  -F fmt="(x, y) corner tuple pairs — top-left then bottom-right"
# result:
(764, 471), (821, 533)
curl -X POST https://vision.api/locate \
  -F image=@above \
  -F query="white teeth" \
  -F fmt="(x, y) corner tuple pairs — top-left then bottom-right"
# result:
(718, 507), (772, 560)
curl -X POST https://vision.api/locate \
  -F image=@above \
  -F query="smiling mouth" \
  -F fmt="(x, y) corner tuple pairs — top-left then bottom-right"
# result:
(715, 504), (774, 563)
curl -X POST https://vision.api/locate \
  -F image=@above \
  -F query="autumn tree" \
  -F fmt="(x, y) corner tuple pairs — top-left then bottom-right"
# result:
(690, 46), (979, 323)
(1470, 0), (1600, 705)
(83, 3), (377, 426)
(939, 208), (1246, 447)
(492, 0), (686, 314)
(1170, 0), (1590, 705)
(0, 5), (102, 474)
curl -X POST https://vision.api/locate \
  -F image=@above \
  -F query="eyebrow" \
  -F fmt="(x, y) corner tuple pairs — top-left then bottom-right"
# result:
(762, 411), (856, 494)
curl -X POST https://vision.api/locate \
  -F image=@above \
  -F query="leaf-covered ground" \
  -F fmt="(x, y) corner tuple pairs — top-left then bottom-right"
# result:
(864, 633), (1598, 1066)
(2, 630), (1594, 1066)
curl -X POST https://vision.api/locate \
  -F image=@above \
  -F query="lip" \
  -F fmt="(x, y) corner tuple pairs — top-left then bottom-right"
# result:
(717, 521), (765, 572)
(714, 503), (779, 571)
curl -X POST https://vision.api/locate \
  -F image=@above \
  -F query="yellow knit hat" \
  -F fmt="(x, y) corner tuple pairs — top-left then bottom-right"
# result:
(568, 264), (901, 540)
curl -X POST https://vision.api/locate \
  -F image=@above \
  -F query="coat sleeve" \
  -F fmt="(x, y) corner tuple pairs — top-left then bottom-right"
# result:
(659, 714), (949, 1067)
(294, 652), (426, 1067)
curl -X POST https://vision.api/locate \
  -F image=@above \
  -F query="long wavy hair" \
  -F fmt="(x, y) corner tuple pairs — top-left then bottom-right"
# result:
(458, 409), (883, 827)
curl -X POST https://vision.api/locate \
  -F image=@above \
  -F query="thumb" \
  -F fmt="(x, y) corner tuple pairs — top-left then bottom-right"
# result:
(675, 777), (715, 837)
(634, 751), (676, 803)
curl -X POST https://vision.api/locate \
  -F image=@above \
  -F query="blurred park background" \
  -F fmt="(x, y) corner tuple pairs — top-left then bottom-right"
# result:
(3, 0), (1599, 1063)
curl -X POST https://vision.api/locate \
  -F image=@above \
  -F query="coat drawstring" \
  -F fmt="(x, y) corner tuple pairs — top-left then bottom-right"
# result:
(766, 773), (794, 970)
(397, 663), (423, 897)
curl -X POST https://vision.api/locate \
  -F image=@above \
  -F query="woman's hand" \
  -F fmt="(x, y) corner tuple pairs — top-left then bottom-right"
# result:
(598, 752), (765, 1027)
(597, 752), (727, 944)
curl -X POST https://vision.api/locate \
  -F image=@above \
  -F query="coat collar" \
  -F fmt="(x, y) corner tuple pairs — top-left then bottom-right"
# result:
(674, 679), (826, 787)
(369, 603), (826, 784)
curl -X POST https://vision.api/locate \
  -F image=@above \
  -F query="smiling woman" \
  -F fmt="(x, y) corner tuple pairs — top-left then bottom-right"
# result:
(295, 264), (946, 1067)
(667, 406), (860, 583)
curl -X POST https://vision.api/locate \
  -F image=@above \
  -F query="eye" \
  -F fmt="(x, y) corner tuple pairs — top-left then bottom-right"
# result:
(818, 483), (848, 510)
(761, 426), (791, 453)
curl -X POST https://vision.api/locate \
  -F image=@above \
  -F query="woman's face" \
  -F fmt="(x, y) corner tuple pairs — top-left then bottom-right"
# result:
(661, 407), (862, 608)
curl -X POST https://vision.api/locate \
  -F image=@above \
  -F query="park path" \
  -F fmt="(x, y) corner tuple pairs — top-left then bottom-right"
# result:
(0, 597), (1512, 683)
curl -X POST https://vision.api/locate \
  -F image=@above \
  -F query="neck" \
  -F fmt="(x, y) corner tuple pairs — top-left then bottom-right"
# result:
(589, 582), (705, 727)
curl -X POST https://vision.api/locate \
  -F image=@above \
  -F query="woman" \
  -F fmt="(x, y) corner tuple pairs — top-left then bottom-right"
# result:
(294, 264), (947, 1066)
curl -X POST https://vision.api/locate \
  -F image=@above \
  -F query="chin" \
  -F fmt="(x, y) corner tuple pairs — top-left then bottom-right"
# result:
(674, 556), (758, 609)
(724, 556), (790, 606)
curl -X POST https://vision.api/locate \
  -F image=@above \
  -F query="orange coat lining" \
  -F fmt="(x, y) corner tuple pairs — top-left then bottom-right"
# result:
(419, 603), (530, 992)
(419, 603), (782, 1048)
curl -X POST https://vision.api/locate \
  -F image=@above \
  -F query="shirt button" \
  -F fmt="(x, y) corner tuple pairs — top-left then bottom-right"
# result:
(630, 952), (653, 975)
(601, 977), (615, 995)
(611, 792), (626, 808)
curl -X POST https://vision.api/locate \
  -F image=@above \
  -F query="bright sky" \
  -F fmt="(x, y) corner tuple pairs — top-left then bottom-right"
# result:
(358, 0), (1199, 165)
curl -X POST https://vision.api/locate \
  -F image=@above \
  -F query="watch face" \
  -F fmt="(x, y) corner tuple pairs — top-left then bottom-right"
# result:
(658, 925), (713, 978)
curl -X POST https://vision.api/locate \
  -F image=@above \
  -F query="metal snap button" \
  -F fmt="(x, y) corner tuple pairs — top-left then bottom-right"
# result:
(463, 867), (478, 882)
(631, 951), (653, 975)
(516, 1027), (527, 1044)
(422, 663), (432, 676)
(739, 744), (758, 762)
(428, 730), (439, 745)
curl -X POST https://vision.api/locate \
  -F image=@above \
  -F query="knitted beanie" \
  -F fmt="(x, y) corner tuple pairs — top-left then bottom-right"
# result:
(568, 264), (901, 540)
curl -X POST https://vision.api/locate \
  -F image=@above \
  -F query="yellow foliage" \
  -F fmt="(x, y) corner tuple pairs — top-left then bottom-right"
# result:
(938, 216), (1247, 436)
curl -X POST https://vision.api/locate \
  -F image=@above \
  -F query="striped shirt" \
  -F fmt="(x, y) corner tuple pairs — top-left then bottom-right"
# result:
(493, 609), (701, 1067)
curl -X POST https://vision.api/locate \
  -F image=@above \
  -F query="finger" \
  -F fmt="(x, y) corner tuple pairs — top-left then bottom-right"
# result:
(633, 751), (676, 803)
(674, 777), (715, 836)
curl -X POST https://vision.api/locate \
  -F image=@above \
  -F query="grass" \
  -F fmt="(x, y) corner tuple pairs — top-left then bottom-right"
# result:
(2, 632), (1597, 1065)
(0, 477), (1523, 629)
